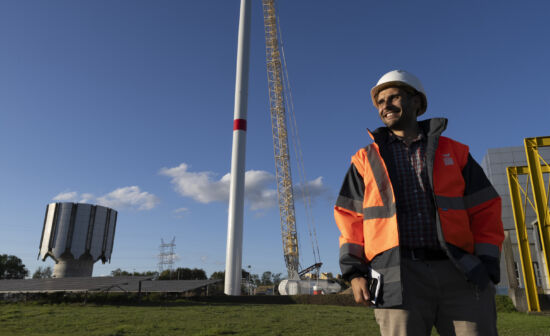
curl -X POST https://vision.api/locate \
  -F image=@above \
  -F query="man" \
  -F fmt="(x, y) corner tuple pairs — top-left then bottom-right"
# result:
(334, 70), (504, 336)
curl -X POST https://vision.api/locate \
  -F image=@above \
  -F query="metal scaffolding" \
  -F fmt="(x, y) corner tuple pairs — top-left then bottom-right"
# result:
(506, 136), (550, 312)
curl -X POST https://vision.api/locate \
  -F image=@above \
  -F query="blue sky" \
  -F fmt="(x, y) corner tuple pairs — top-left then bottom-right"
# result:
(1, 1), (549, 278)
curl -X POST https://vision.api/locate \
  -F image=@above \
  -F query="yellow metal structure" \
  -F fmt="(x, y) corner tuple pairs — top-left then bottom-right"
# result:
(262, 0), (300, 280)
(525, 137), (550, 283)
(507, 166), (542, 312)
(506, 136), (550, 312)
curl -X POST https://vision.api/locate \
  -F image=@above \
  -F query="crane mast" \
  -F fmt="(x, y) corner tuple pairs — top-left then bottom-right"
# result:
(262, 0), (300, 280)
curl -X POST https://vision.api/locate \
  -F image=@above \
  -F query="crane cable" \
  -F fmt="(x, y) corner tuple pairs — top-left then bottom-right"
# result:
(275, 5), (322, 269)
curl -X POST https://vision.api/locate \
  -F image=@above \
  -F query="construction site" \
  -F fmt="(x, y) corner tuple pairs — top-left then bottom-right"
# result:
(1, 1), (550, 334)
(1, 0), (339, 299)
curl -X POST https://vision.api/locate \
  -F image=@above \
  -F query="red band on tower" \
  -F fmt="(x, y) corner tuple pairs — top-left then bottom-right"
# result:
(233, 119), (247, 131)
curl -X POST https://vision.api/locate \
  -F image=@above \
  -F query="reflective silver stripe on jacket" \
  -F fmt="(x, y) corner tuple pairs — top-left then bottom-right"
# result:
(435, 186), (499, 210)
(363, 145), (396, 220)
(336, 195), (362, 214)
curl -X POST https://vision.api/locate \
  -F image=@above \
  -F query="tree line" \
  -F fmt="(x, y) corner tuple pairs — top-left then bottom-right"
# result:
(0, 254), (54, 279)
(0, 254), (308, 287)
(0, 254), (28, 279)
(111, 267), (283, 286)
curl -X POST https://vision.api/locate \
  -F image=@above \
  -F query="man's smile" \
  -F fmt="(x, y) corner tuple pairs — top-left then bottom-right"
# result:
(383, 111), (400, 119)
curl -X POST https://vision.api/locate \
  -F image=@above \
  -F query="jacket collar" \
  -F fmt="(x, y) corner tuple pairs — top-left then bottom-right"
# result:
(367, 118), (448, 144)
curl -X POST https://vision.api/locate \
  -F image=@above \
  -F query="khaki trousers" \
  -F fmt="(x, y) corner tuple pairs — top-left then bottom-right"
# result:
(374, 258), (498, 336)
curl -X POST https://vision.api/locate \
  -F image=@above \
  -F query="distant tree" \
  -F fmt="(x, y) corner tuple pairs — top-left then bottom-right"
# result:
(261, 271), (273, 285)
(110, 268), (158, 277)
(158, 270), (171, 279)
(190, 268), (207, 280)
(32, 266), (53, 279)
(209, 269), (256, 291)
(209, 269), (250, 281)
(209, 270), (282, 294)
(111, 268), (132, 276)
(210, 271), (225, 280)
(136, 270), (158, 277)
(159, 267), (207, 280)
(0, 254), (29, 279)
(272, 272), (282, 285)
(250, 274), (260, 286)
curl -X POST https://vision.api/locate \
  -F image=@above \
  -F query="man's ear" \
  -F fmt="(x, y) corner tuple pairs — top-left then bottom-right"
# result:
(412, 95), (422, 116)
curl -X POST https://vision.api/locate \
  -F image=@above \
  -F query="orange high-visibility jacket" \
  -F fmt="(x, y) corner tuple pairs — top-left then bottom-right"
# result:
(335, 118), (504, 307)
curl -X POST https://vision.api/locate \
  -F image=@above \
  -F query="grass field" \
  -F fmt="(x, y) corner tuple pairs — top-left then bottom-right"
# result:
(1, 300), (550, 336)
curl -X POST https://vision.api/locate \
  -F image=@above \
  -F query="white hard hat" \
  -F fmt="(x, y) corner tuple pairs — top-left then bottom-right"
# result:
(371, 70), (428, 116)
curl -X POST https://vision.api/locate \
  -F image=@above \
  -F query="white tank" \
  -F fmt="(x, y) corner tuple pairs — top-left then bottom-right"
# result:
(278, 279), (342, 295)
(38, 202), (117, 277)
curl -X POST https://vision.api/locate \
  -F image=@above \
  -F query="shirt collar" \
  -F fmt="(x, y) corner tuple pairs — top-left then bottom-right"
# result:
(386, 128), (426, 144)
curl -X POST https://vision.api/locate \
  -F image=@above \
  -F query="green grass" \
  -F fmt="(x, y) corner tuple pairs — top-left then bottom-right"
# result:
(0, 301), (549, 336)
(0, 303), (378, 336)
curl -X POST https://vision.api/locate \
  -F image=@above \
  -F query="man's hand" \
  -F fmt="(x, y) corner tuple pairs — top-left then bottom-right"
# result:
(351, 276), (371, 306)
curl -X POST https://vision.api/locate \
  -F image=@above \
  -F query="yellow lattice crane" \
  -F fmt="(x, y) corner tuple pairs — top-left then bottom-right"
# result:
(262, 0), (300, 280)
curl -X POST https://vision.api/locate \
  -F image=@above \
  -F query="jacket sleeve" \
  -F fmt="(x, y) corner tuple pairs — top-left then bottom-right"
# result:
(462, 153), (505, 284)
(335, 163), (369, 281)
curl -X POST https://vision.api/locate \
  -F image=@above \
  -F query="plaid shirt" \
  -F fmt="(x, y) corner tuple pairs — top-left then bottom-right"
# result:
(386, 131), (439, 249)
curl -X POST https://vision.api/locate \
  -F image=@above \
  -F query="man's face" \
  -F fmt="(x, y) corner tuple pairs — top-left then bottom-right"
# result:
(375, 87), (420, 131)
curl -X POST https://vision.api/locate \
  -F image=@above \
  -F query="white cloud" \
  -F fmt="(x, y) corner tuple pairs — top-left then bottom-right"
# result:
(159, 163), (229, 203)
(52, 186), (159, 211)
(97, 186), (159, 211)
(174, 207), (189, 213)
(242, 170), (277, 210)
(53, 191), (78, 202)
(160, 163), (326, 211)
(294, 176), (328, 203)
(173, 207), (189, 218)
(79, 193), (95, 203)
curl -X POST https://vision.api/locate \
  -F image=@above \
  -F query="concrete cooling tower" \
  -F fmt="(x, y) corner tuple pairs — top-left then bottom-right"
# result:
(38, 202), (118, 278)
